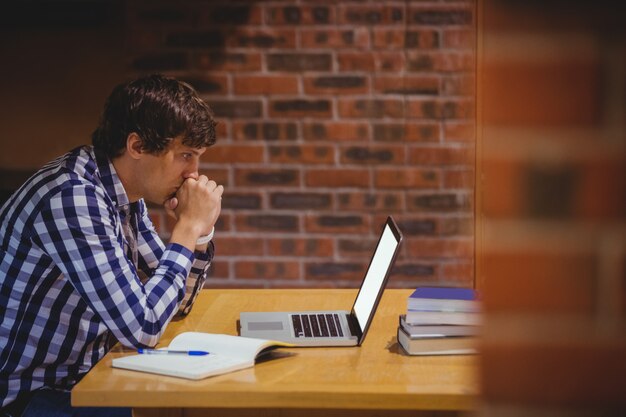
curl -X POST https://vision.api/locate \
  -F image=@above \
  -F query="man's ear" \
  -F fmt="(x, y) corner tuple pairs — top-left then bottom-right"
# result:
(126, 133), (143, 160)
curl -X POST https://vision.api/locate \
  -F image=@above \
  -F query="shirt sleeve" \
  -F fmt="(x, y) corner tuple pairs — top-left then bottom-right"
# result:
(32, 182), (193, 349)
(135, 200), (213, 316)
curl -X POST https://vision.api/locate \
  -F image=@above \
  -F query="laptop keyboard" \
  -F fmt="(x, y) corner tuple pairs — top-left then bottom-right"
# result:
(291, 313), (344, 338)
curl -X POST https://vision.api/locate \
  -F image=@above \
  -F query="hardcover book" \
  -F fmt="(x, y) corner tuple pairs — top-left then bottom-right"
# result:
(404, 310), (482, 326)
(399, 315), (480, 337)
(396, 326), (477, 356)
(112, 332), (292, 380)
(407, 287), (480, 313)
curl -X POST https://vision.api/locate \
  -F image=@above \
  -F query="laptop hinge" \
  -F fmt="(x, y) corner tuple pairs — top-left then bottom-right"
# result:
(346, 314), (362, 339)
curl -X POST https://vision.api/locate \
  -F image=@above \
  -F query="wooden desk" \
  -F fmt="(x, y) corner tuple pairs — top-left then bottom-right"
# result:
(72, 289), (478, 417)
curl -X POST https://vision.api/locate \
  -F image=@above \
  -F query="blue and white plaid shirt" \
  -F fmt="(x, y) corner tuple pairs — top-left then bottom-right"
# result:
(0, 146), (213, 407)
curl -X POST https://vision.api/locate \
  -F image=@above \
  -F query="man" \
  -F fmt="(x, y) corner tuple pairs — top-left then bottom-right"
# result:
(0, 74), (223, 416)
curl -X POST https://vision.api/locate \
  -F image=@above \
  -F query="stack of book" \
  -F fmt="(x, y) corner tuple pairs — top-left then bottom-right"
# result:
(397, 287), (481, 355)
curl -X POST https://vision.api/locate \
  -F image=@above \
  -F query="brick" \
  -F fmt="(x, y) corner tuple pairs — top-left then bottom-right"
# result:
(267, 53), (332, 72)
(338, 238), (377, 258)
(226, 28), (296, 49)
(373, 123), (440, 142)
(374, 52), (407, 72)
(233, 122), (298, 142)
(196, 52), (262, 71)
(340, 145), (405, 165)
(269, 99), (332, 118)
(268, 145), (335, 164)
(132, 52), (188, 71)
(201, 144), (265, 164)
(439, 217), (473, 236)
(406, 51), (474, 73)
(265, 5), (334, 25)
(302, 122), (370, 142)
(481, 342), (626, 407)
(395, 218), (438, 236)
(166, 210), (232, 235)
(235, 214), (299, 232)
(441, 261), (474, 281)
(305, 214), (370, 234)
(270, 192), (332, 210)
(405, 238), (474, 259)
(235, 260), (301, 280)
(215, 121), (228, 140)
(181, 75), (228, 95)
(306, 169), (370, 188)
(372, 29), (439, 49)
(212, 237), (264, 256)
(221, 193), (262, 210)
(338, 5), (405, 25)
(204, 278), (264, 289)
(234, 75), (299, 95)
(444, 122), (475, 142)
(303, 75), (368, 95)
(408, 192), (472, 212)
(409, 146), (474, 165)
(409, 7), (473, 25)
(337, 52), (406, 72)
(444, 168), (474, 188)
(337, 192), (405, 212)
(374, 168), (440, 189)
(205, 260), (229, 279)
(338, 99), (405, 119)
(391, 263), (438, 279)
(267, 237), (334, 257)
(209, 100), (262, 118)
(373, 76), (440, 96)
(442, 28), (475, 49)
(235, 168), (300, 187)
(407, 99), (474, 120)
(337, 52), (375, 71)
(305, 262), (366, 282)
(197, 168), (229, 186)
(214, 213), (232, 232)
(300, 28), (369, 49)
(442, 74), (475, 96)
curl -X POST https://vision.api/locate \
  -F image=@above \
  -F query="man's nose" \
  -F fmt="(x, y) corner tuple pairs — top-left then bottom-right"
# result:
(183, 163), (199, 180)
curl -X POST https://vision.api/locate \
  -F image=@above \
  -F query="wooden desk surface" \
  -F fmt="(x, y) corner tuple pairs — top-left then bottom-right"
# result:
(72, 289), (478, 413)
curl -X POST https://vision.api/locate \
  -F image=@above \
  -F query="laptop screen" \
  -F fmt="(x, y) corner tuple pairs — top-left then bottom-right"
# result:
(352, 217), (402, 334)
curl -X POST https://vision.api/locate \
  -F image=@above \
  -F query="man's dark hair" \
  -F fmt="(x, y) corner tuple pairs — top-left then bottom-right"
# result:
(92, 74), (217, 158)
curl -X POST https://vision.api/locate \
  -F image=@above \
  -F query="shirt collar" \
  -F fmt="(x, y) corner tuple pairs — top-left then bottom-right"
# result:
(93, 147), (131, 210)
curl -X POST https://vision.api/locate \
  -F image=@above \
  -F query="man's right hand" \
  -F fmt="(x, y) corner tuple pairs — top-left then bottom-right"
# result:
(166, 175), (223, 251)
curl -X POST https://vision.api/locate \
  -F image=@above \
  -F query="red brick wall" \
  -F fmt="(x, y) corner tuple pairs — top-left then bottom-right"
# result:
(127, 0), (477, 289)
(479, 0), (626, 413)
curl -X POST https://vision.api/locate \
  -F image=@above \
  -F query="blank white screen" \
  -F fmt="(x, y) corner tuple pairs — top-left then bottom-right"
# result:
(353, 225), (398, 331)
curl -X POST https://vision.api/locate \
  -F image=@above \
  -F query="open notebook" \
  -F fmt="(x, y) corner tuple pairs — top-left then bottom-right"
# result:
(112, 332), (291, 380)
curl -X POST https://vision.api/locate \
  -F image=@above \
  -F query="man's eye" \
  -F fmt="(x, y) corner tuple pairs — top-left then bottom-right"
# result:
(182, 153), (192, 160)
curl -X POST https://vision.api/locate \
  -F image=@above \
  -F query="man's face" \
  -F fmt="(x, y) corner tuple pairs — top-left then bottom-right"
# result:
(138, 137), (207, 205)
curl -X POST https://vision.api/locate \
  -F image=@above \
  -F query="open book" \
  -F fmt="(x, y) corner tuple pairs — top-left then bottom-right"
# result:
(112, 332), (292, 380)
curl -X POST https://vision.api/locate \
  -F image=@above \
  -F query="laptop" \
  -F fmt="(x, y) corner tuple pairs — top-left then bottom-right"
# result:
(240, 216), (403, 347)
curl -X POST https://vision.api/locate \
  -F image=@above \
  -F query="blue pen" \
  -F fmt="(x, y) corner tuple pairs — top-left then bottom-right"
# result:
(137, 349), (210, 356)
